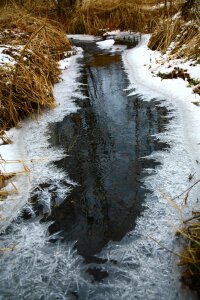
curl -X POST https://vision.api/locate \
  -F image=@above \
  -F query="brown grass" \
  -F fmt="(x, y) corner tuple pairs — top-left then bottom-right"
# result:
(2, 0), (185, 37)
(148, 17), (182, 52)
(66, 0), (176, 35)
(0, 3), (73, 200)
(161, 181), (200, 295)
(0, 155), (30, 200)
(0, 131), (12, 145)
(0, 4), (72, 129)
(148, 1), (200, 60)
(178, 212), (200, 295)
(171, 22), (200, 60)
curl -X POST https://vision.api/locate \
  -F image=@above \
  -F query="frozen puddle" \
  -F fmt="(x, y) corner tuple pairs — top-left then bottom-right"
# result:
(0, 36), (198, 299)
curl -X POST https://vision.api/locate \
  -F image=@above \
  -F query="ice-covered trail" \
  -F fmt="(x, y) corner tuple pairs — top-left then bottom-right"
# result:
(0, 34), (199, 300)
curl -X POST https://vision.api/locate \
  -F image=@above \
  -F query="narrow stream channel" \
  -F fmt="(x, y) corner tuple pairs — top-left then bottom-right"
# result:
(0, 38), (195, 300)
(46, 39), (170, 263)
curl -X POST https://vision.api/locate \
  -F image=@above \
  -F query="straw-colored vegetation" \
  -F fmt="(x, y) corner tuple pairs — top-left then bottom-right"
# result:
(0, 3), (71, 130)
(177, 212), (200, 295)
(176, 180), (200, 295)
(4, 0), (198, 62)
(67, 0), (177, 34)
(148, 10), (200, 61)
(161, 182), (200, 295)
(0, 163), (29, 200)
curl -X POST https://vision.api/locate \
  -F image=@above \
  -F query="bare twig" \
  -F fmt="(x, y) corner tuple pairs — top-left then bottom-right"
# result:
(172, 180), (200, 201)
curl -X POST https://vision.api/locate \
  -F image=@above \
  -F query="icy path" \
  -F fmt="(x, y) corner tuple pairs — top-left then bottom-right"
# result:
(0, 35), (199, 299)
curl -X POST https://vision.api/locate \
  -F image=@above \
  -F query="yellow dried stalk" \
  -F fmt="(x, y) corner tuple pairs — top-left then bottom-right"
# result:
(178, 214), (200, 293)
(0, 131), (12, 145)
(67, 0), (176, 34)
(0, 5), (71, 129)
(0, 156), (30, 200)
(160, 183), (200, 293)
(148, 13), (200, 60)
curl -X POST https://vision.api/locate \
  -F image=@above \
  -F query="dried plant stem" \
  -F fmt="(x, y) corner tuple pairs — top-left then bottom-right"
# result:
(172, 180), (200, 201)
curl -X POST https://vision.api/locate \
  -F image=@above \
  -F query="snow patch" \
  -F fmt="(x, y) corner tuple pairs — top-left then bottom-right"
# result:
(96, 39), (115, 49)
(0, 47), (16, 65)
(68, 34), (99, 41)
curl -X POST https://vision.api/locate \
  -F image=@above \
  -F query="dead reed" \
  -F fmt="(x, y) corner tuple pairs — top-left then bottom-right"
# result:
(161, 181), (200, 295)
(0, 4), (72, 129)
(178, 212), (200, 294)
(4, 0), (185, 40)
(0, 155), (30, 200)
(0, 131), (12, 145)
(66, 0), (170, 34)
(148, 1), (200, 60)
(148, 17), (183, 52)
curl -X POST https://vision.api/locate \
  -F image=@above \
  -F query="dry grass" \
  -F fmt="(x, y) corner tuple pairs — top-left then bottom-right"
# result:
(177, 212), (200, 294)
(161, 181), (200, 295)
(148, 1), (200, 60)
(194, 83), (200, 95)
(0, 4), (72, 129)
(1, 0), (73, 22)
(0, 131), (12, 145)
(0, 173), (18, 199)
(149, 17), (200, 59)
(0, 155), (30, 200)
(2, 0), (185, 37)
(171, 22), (200, 60)
(148, 17), (182, 52)
(66, 0), (175, 35)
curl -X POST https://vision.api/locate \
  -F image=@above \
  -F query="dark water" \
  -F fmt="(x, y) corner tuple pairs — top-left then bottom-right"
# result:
(40, 39), (171, 265)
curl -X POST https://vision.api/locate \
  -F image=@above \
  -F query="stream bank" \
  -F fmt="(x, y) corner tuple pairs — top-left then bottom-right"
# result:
(45, 39), (171, 263)
(0, 35), (198, 300)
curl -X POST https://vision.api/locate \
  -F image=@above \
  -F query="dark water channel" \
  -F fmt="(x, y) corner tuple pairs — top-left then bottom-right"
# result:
(43, 39), (171, 269)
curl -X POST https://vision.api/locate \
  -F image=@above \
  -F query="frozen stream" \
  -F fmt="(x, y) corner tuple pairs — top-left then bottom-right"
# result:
(0, 37), (198, 299)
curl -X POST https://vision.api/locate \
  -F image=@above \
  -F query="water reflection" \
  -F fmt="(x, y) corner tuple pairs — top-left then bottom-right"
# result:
(45, 41), (170, 261)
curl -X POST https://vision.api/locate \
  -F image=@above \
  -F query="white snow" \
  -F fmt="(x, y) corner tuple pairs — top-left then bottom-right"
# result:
(123, 35), (200, 164)
(0, 47), (16, 65)
(103, 29), (121, 36)
(103, 30), (141, 38)
(149, 2), (165, 9)
(96, 39), (115, 49)
(59, 58), (70, 70)
(68, 34), (98, 41)
(0, 220), (84, 299)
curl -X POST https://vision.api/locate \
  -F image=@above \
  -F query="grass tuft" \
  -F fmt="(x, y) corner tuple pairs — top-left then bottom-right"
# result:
(0, 4), (72, 129)
(148, 1), (200, 60)
(178, 212), (200, 295)
(66, 0), (172, 35)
